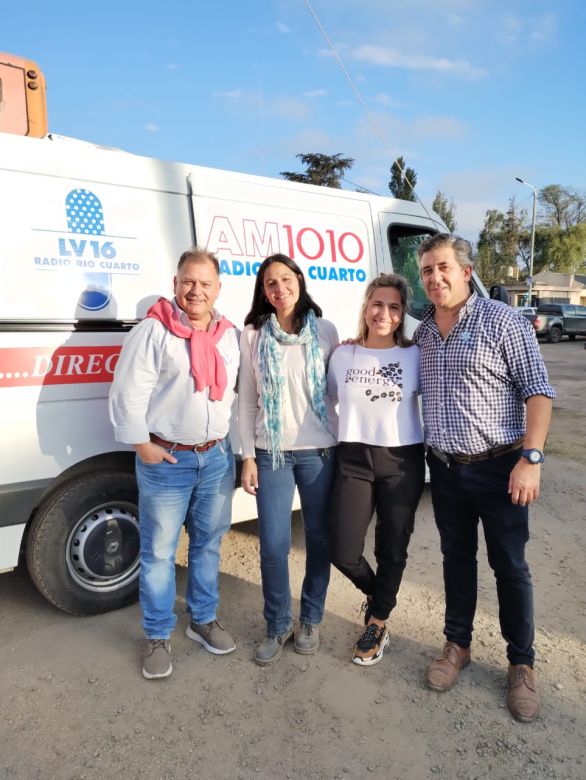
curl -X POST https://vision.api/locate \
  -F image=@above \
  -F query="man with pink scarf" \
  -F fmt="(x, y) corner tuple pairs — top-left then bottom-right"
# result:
(109, 249), (239, 679)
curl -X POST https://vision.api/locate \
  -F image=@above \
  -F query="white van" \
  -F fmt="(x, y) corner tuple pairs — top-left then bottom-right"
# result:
(0, 85), (489, 618)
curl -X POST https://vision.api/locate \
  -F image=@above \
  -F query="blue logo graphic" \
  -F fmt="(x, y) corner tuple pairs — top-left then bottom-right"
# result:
(66, 189), (112, 311)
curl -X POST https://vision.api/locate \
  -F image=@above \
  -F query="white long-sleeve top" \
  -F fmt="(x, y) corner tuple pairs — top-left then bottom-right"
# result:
(109, 305), (239, 445)
(238, 319), (339, 459)
(327, 344), (423, 446)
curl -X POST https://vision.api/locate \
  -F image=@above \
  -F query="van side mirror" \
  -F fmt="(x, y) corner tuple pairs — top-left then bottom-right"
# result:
(489, 284), (509, 304)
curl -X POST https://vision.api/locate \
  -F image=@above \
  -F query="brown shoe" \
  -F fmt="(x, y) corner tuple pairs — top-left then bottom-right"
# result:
(426, 641), (471, 691)
(507, 664), (539, 722)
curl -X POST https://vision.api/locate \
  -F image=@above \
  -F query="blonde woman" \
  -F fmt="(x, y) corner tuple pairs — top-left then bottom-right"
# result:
(327, 273), (424, 665)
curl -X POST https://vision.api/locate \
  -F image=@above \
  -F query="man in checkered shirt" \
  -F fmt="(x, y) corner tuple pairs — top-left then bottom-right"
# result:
(414, 233), (555, 723)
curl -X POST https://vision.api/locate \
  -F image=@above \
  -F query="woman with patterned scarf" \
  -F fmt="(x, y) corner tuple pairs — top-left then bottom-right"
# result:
(239, 254), (339, 666)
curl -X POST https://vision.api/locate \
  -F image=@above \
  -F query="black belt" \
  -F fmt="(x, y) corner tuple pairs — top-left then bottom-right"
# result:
(429, 437), (524, 465)
(150, 433), (223, 453)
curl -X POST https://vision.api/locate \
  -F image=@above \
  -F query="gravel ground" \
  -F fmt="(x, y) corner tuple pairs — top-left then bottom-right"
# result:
(0, 340), (584, 780)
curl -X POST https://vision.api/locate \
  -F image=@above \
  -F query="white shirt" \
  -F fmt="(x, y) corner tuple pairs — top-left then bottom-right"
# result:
(109, 304), (239, 445)
(238, 319), (339, 459)
(327, 344), (423, 446)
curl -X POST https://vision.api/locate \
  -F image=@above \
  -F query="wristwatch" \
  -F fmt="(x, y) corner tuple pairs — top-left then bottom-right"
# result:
(521, 448), (545, 464)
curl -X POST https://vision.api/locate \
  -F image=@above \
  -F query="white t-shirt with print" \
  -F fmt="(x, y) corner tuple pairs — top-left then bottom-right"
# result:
(327, 344), (423, 446)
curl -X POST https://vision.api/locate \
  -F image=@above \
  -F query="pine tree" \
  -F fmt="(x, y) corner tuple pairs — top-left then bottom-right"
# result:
(388, 156), (417, 201)
(281, 153), (354, 189)
(432, 191), (457, 232)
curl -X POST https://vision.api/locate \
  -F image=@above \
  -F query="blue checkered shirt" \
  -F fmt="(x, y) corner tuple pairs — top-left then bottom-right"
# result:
(414, 293), (555, 455)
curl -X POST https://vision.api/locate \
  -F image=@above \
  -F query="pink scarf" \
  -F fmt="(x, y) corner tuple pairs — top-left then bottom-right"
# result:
(146, 298), (235, 401)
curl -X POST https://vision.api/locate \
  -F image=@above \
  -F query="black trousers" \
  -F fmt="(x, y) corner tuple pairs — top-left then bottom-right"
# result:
(427, 448), (535, 667)
(330, 442), (425, 621)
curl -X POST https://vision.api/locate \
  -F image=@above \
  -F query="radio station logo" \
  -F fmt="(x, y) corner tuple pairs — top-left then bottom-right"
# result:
(66, 189), (111, 311)
(33, 188), (140, 311)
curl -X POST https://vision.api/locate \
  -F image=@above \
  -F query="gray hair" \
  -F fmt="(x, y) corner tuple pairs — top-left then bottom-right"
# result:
(177, 247), (220, 275)
(417, 233), (473, 270)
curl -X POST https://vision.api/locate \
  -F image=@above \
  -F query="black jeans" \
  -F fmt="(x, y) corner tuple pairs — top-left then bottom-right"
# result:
(427, 448), (535, 667)
(330, 442), (425, 621)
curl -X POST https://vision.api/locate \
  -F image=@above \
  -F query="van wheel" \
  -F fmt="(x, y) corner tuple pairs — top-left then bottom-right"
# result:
(548, 326), (563, 343)
(26, 472), (140, 615)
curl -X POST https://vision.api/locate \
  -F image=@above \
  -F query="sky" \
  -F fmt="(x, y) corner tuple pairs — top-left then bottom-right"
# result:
(3, 0), (585, 241)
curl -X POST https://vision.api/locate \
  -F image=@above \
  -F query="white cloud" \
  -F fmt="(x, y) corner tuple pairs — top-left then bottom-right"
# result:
(166, 64), (179, 71)
(276, 21), (291, 34)
(211, 90), (312, 122)
(434, 167), (525, 239)
(529, 12), (557, 44)
(282, 128), (336, 157)
(303, 89), (328, 98)
(450, 200), (496, 242)
(145, 123), (159, 133)
(212, 89), (243, 99)
(272, 98), (311, 121)
(370, 93), (402, 108)
(412, 116), (466, 139)
(439, 167), (521, 200)
(497, 15), (523, 45)
(497, 12), (557, 46)
(350, 44), (488, 79)
(354, 112), (466, 152)
(446, 13), (465, 29)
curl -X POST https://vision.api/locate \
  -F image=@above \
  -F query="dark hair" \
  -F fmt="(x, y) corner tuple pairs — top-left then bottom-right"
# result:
(177, 248), (220, 275)
(356, 273), (412, 348)
(417, 233), (473, 270)
(244, 253), (322, 332)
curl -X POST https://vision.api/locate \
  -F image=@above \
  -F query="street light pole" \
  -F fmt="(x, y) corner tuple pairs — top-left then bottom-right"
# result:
(516, 177), (537, 306)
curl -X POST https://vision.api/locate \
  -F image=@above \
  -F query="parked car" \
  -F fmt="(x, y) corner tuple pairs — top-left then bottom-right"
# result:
(527, 304), (586, 343)
(514, 306), (537, 317)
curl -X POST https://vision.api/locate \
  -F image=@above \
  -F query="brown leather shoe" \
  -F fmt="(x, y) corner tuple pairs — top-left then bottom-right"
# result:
(426, 641), (471, 691)
(507, 664), (539, 722)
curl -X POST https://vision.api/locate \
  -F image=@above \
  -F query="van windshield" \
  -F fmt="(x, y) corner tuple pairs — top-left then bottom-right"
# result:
(388, 225), (435, 320)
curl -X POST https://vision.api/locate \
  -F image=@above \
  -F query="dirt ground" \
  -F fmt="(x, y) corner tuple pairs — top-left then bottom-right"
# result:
(1, 341), (585, 780)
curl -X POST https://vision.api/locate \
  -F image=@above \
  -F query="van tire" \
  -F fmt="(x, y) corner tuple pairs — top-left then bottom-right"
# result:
(548, 325), (563, 343)
(26, 472), (140, 616)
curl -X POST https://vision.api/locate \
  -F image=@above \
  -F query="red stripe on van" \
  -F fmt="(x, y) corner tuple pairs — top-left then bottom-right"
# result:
(0, 346), (121, 387)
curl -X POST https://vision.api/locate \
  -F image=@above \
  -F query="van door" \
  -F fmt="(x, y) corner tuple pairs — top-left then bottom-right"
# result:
(375, 216), (438, 335)
(376, 214), (488, 335)
(188, 171), (376, 333)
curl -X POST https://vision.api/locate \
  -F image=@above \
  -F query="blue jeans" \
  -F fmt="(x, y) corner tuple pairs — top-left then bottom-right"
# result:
(255, 447), (336, 636)
(136, 440), (235, 639)
(427, 448), (534, 666)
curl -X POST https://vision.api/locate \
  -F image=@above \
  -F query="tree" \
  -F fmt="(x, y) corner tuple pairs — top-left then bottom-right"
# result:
(539, 185), (586, 230)
(476, 185), (586, 286)
(475, 199), (527, 285)
(432, 191), (457, 232)
(388, 156), (417, 201)
(540, 224), (586, 273)
(280, 153), (354, 189)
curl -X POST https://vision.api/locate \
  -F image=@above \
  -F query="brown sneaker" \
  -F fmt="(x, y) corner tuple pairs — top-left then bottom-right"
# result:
(142, 639), (172, 679)
(507, 664), (539, 722)
(426, 641), (471, 691)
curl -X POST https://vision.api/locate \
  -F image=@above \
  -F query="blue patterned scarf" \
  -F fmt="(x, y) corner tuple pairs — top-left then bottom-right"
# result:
(258, 310), (330, 468)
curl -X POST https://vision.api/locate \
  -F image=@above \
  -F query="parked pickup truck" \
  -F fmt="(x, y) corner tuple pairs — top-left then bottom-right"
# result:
(525, 304), (586, 343)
